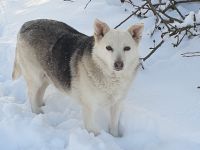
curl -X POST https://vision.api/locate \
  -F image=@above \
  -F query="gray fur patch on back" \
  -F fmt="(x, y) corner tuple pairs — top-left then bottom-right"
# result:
(19, 19), (94, 90)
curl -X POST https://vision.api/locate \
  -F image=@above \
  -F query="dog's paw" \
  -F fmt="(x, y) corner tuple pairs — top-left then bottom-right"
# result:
(32, 106), (44, 114)
(86, 127), (100, 136)
(109, 128), (122, 137)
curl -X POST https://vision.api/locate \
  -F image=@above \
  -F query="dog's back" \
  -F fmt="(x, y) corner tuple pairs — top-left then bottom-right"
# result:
(15, 19), (94, 90)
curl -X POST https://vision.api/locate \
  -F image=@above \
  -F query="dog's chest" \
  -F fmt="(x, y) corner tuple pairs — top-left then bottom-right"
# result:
(78, 64), (131, 105)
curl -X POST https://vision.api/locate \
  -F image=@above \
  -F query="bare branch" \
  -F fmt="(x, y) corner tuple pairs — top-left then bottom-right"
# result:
(114, 2), (147, 29)
(173, 31), (187, 47)
(142, 40), (165, 61)
(182, 55), (200, 57)
(169, 0), (185, 20)
(170, 24), (200, 36)
(159, 11), (183, 23)
(63, 0), (74, 2)
(84, 0), (92, 9)
(181, 51), (200, 55)
(174, 0), (200, 4)
(146, 0), (171, 30)
(181, 51), (200, 57)
(115, 13), (136, 29)
(163, 0), (199, 13)
(116, 0), (200, 61)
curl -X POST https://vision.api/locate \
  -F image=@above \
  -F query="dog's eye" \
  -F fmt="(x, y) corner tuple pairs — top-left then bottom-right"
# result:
(124, 46), (131, 51)
(106, 46), (113, 52)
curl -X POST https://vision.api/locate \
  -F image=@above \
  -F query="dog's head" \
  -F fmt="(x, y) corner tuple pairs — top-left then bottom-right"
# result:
(93, 19), (144, 73)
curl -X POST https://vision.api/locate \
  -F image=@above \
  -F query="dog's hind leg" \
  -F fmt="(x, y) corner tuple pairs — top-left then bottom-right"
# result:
(26, 76), (49, 114)
(12, 47), (21, 80)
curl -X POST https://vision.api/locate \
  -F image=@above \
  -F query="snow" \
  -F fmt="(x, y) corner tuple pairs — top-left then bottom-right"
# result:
(176, 10), (200, 28)
(0, 0), (200, 149)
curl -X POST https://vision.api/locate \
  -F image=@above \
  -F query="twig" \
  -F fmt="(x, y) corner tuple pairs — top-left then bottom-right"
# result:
(142, 40), (164, 61)
(170, 0), (185, 20)
(181, 51), (200, 55)
(182, 55), (200, 57)
(114, 2), (147, 29)
(115, 13), (136, 29)
(139, 58), (145, 70)
(159, 11), (183, 23)
(173, 31), (187, 47)
(84, 0), (92, 9)
(163, 0), (199, 13)
(146, 0), (170, 31)
(63, 0), (74, 2)
(169, 24), (200, 36)
(174, 0), (200, 4)
(181, 51), (200, 57)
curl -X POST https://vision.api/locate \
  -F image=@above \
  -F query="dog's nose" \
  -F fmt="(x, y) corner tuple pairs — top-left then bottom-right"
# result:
(114, 61), (124, 71)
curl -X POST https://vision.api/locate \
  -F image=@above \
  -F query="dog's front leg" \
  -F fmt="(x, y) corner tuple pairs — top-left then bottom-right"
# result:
(82, 104), (100, 135)
(109, 101), (122, 137)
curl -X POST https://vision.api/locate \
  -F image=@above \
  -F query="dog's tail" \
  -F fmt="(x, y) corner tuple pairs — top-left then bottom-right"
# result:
(12, 47), (21, 80)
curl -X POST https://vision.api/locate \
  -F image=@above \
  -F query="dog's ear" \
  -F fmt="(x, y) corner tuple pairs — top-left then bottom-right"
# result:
(128, 23), (144, 42)
(94, 19), (110, 41)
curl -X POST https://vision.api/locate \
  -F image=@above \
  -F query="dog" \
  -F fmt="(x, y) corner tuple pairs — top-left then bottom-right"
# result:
(12, 19), (144, 136)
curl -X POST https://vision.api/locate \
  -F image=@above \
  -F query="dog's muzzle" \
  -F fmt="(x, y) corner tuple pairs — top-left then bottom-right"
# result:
(114, 61), (124, 71)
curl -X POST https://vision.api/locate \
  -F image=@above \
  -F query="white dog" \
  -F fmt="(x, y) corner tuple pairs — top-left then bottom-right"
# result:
(12, 19), (144, 136)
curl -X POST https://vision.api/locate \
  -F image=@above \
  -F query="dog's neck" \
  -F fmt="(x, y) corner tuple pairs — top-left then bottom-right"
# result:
(81, 53), (122, 90)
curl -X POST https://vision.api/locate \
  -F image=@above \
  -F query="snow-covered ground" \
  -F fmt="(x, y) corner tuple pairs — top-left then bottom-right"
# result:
(0, 0), (200, 149)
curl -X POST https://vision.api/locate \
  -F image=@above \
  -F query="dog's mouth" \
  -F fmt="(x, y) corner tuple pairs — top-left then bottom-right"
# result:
(114, 67), (123, 71)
